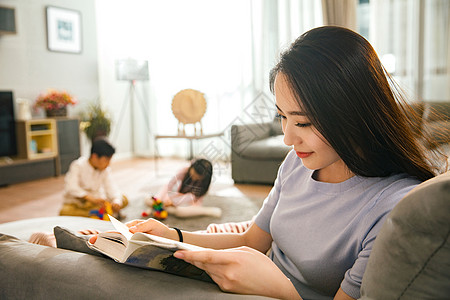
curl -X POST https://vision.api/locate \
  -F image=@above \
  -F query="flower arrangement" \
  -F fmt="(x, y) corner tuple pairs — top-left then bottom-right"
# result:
(34, 89), (77, 110)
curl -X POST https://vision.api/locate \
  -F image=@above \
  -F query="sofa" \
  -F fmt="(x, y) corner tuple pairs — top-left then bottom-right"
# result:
(231, 119), (291, 184)
(0, 172), (448, 299)
(0, 216), (273, 299)
(231, 101), (450, 185)
(360, 170), (450, 299)
(0, 172), (449, 299)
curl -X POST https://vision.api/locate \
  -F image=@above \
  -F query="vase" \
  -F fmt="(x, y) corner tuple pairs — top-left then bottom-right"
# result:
(46, 107), (67, 118)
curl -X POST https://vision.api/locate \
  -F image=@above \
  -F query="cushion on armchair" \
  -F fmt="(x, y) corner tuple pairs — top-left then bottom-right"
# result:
(240, 135), (287, 159)
(360, 171), (450, 299)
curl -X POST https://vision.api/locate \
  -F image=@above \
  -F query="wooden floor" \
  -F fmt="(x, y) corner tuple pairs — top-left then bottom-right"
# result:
(0, 157), (272, 224)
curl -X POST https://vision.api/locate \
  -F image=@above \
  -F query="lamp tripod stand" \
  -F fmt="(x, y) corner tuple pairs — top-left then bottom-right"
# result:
(112, 79), (152, 154)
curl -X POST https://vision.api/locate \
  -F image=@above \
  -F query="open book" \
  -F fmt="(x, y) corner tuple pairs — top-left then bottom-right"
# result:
(87, 215), (212, 282)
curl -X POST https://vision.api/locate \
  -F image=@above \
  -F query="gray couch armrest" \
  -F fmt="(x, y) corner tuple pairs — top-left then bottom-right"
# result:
(0, 234), (274, 299)
(360, 171), (450, 299)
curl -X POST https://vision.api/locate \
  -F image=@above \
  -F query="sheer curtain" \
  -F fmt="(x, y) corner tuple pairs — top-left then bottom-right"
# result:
(321, 0), (357, 30)
(95, 0), (323, 159)
(369, 0), (450, 102)
(251, 0), (323, 96)
(246, 0), (322, 138)
(422, 0), (450, 101)
(96, 0), (254, 159)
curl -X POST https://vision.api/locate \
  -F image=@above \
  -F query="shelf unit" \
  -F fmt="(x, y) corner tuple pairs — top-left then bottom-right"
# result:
(0, 118), (80, 186)
(16, 119), (58, 160)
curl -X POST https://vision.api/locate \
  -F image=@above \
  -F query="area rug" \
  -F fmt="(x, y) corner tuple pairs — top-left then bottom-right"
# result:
(122, 195), (265, 232)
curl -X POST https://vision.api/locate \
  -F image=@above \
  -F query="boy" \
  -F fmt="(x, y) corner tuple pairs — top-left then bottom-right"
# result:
(59, 137), (128, 219)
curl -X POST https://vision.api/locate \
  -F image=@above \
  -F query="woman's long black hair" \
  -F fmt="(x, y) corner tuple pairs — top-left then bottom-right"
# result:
(270, 26), (446, 181)
(179, 158), (213, 197)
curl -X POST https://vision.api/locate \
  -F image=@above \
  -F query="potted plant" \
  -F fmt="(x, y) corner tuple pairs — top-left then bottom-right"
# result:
(81, 103), (112, 141)
(34, 89), (77, 117)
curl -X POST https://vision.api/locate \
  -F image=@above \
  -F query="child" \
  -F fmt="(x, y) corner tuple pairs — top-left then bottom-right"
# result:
(117, 26), (447, 299)
(149, 158), (221, 218)
(59, 137), (128, 219)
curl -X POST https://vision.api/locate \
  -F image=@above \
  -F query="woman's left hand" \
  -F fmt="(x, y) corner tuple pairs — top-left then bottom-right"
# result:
(174, 246), (301, 300)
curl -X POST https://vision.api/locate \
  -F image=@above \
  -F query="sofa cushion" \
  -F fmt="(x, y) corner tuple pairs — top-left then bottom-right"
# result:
(240, 135), (290, 160)
(360, 171), (450, 299)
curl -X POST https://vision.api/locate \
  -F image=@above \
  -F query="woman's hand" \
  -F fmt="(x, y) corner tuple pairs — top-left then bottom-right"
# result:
(174, 246), (301, 300)
(88, 218), (178, 244)
(126, 218), (178, 240)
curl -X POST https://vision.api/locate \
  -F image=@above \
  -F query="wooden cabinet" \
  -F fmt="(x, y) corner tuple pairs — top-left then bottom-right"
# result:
(0, 118), (80, 186)
(16, 119), (58, 160)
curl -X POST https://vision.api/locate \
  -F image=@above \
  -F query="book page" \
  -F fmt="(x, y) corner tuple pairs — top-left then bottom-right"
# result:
(109, 215), (205, 251)
(132, 233), (205, 251)
(122, 238), (174, 261)
(109, 215), (133, 240)
(89, 232), (128, 261)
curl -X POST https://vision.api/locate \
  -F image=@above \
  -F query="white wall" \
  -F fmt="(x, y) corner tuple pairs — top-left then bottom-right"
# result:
(0, 0), (99, 115)
(0, 0), (99, 156)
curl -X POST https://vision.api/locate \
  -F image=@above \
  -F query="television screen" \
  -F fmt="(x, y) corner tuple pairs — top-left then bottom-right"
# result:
(0, 91), (17, 157)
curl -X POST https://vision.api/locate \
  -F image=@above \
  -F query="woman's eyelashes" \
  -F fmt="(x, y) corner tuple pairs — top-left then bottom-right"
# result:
(275, 112), (286, 120)
(276, 112), (311, 128)
(295, 122), (311, 128)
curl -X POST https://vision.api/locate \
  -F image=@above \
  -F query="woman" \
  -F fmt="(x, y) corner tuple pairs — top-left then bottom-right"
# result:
(92, 26), (446, 299)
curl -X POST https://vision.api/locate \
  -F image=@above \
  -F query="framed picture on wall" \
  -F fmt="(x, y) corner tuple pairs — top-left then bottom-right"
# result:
(46, 6), (82, 54)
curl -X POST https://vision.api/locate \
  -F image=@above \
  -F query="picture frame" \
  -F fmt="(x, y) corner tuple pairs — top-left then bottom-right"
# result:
(46, 6), (82, 54)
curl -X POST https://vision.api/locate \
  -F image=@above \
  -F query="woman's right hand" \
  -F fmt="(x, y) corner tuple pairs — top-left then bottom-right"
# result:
(174, 246), (301, 299)
(127, 218), (178, 240)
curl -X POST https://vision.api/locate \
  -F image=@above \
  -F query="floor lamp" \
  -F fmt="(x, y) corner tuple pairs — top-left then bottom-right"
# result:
(114, 59), (151, 154)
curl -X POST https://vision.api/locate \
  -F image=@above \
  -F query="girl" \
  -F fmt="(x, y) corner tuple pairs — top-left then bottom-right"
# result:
(151, 158), (221, 217)
(93, 26), (446, 299)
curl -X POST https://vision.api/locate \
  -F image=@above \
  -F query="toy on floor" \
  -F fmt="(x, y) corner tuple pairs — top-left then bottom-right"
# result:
(89, 202), (113, 220)
(142, 196), (168, 220)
